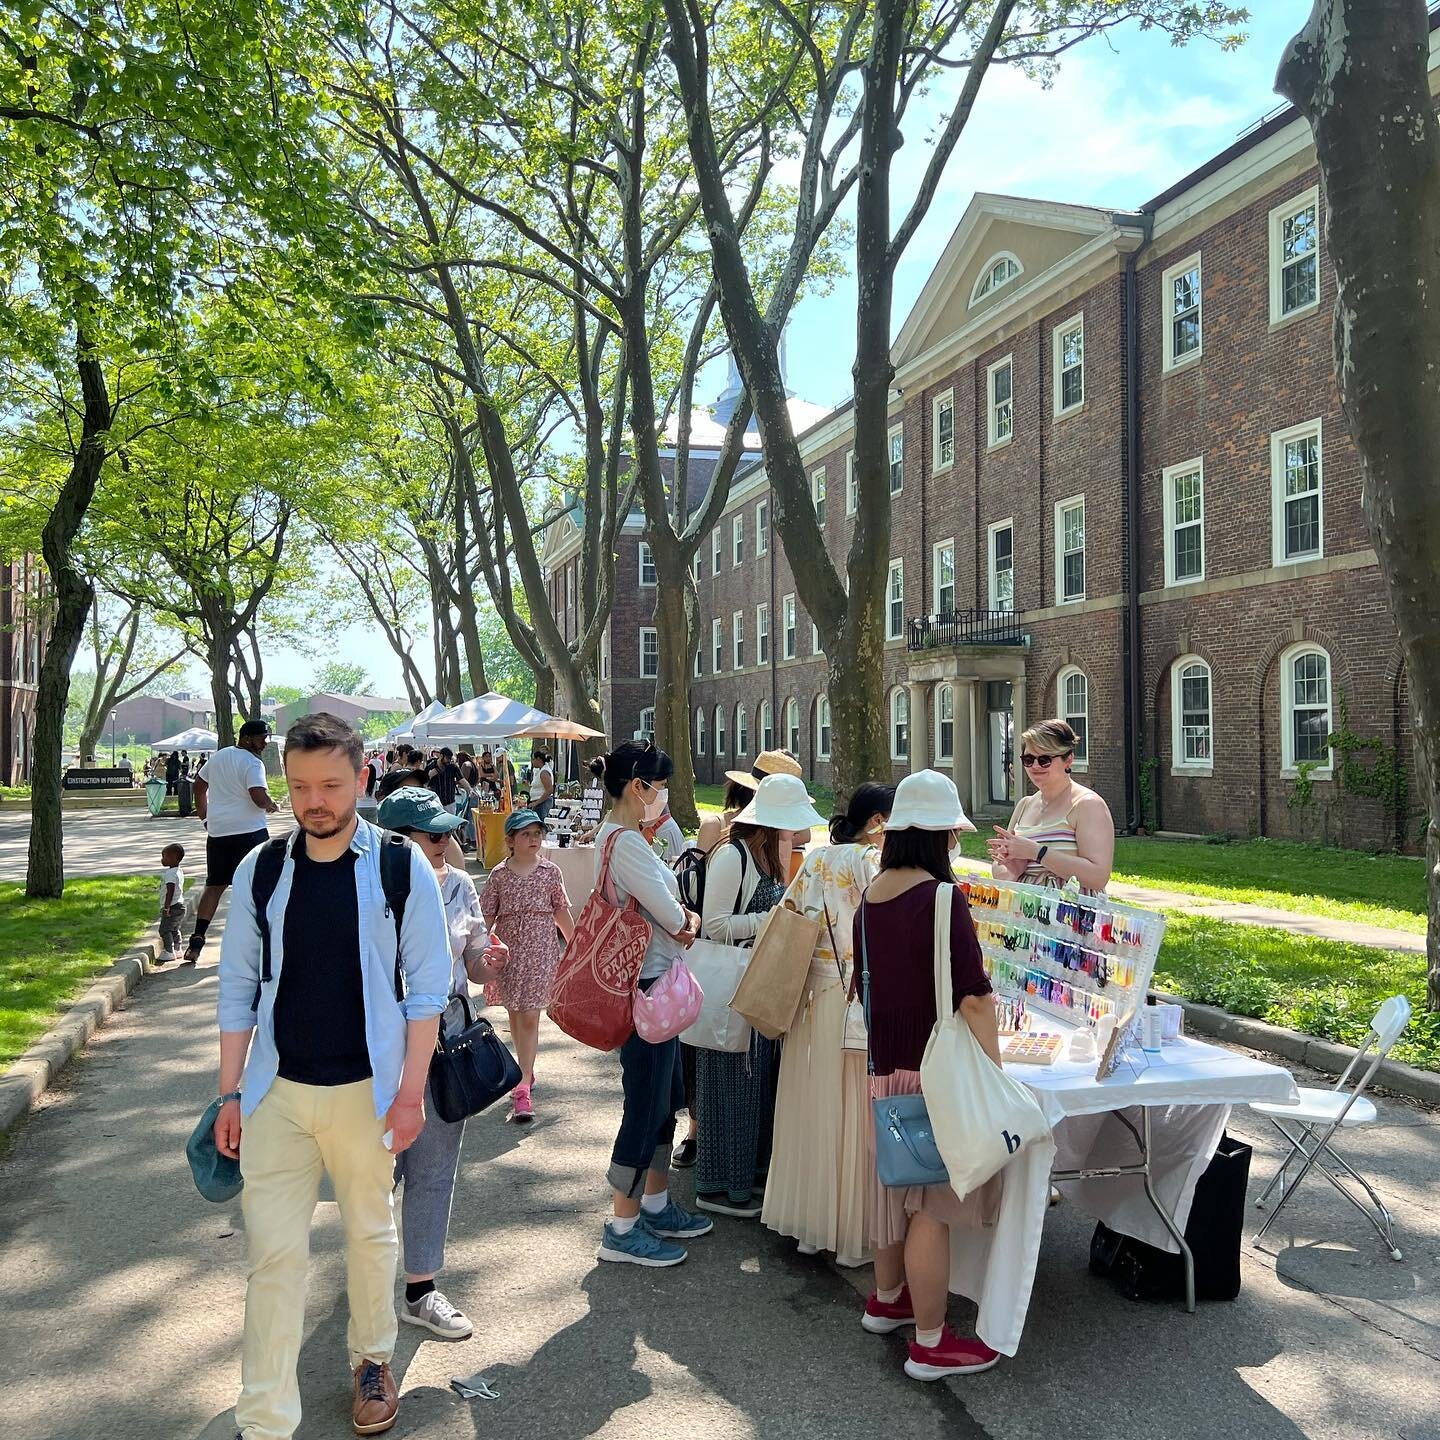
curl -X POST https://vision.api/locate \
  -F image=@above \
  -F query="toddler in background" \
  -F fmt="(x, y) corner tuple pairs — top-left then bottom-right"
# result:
(157, 843), (186, 964)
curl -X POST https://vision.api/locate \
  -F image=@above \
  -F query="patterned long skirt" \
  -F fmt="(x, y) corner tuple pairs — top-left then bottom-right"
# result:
(694, 1030), (781, 1202)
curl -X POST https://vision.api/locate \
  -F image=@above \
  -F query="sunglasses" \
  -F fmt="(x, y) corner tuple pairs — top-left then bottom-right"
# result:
(1020, 751), (1072, 769)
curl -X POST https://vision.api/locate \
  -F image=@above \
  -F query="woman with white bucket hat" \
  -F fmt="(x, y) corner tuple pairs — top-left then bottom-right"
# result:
(694, 773), (826, 1217)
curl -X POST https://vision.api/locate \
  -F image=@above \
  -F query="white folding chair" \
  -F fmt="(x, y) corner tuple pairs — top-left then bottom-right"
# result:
(1248, 994), (1411, 1261)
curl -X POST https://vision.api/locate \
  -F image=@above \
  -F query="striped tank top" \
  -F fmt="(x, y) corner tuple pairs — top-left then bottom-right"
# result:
(1014, 797), (1082, 889)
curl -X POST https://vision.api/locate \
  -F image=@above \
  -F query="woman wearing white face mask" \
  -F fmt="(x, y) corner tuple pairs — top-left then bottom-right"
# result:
(763, 782), (896, 1265)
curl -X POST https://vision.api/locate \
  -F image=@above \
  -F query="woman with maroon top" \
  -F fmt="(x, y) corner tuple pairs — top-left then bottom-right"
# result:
(854, 769), (1004, 1382)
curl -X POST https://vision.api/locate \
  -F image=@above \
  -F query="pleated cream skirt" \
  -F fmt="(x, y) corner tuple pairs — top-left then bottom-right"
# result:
(761, 967), (871, 1259)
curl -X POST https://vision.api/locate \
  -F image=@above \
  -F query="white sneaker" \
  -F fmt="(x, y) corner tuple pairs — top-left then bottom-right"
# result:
(156, 950), (175, 966)
(401, 1288), (473, 1339)
(796, 1241), (820, 1256)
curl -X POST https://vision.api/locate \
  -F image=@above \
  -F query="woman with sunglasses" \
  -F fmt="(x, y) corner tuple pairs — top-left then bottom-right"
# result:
(987, 718), (1114, 893)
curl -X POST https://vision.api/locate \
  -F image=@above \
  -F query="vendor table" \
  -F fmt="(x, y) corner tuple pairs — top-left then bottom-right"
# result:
(542, 843), (595, 911)
(477, 811), (509, 869)
(951, 1026), (1298, 1356)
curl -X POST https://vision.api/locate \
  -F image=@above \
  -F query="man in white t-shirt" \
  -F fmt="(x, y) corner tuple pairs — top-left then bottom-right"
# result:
(182, 719), (279, 965)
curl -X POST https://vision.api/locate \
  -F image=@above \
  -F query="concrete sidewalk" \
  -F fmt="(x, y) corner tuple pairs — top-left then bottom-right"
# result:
(1, 901), (1438, 1438)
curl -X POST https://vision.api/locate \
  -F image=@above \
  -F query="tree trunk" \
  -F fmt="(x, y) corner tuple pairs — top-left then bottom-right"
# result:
(205, 621), (237, 746)
(26, 337), (110, 898)
(1277, 0), (1440, 1008)
(454, 582), (489, 698)
(534, 667), (556, 716)
(651, 538), (700, 830)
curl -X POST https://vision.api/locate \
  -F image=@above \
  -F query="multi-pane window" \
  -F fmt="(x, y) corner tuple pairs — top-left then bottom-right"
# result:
(812, 467), (827, 526)
(811, 621), (822, 656)
(846, 451), (857, 515)
(712, 527), (721, 576)
(756, 499), (769, 556)
(732, 611), (744, 670)
(889, 426), (905, 494)
(1272, 420), (1323, 564)
(1285, 646), (1332, 770)
(989, 520), (1014, 612)
(732, 514), (744, 567)
(756, 603), (770, 665)
(714, 705), (727, 757)
(971, 253), (1022, 303)
(785, 698), (800, 756)
(641, 627), (658, 679)
(934, 540), (955, 617)
(760, 700), (774, 752)
(694, 647), (702, 679)
(1173, 658), (1213, 768)
(1059, 667), (1089, 766)
(639, 707), (655, 743)
(782, 594), (797, 659)
(600, 630), (609, 681)
(1163, 254), (1202, 369)
(1055, 316), (1084, 415)
(712, 618), (723, 673)
(988, 357), (1014, 447)
(933, 391), (955, 471)
(638, 541), (657, 586)
(735, 704), (749, 755)
(1056, 497), (1085, 603)
(695, 708), (706, 757)
(890, 687), (910, 760)
(937, 685), (955, 762)
(886, 559), (904, 640)
(1271, 188), (1320, 321)
(816, 695), (831, 759)
(1164, 460), (1205, 585)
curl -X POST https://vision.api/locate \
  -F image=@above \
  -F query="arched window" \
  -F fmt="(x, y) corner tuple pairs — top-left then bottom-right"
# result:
(785, 697), (800, 757)
(735, 703), (749, 756)
(1281, 643), (1332, 772)
(1171, 656), (1213, 771)
(936, 684), (955, 763)
(638, 706), (655, 743)
(970, 252), (1023, 305)
(1057, 666), (1089, 769)
(695, 707), (707, 757)
(714, 704), (727, 757)
(815, 695), (832, 760)
(760, 700), (774, 752)
(890, 687), (910, 761)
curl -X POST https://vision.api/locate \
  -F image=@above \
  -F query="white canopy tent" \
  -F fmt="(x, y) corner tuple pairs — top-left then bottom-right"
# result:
(149, 727), (219, 752)
(386, 699), (448, 742)
(413, 691), (553, 743)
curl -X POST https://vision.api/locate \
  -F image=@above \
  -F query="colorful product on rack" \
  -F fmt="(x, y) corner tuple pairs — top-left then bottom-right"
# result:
(994, 993), (1029, 1036)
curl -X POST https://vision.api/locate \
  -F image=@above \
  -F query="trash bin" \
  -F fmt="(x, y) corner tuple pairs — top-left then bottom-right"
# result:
(145, 777), (167, 817)
(177, 775), (194, 818)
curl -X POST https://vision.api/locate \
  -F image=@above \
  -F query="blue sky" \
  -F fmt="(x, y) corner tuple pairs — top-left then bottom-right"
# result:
(265, 2), (1313, 700)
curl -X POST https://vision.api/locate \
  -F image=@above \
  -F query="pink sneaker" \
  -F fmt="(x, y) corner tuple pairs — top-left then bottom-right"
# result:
(904, 1326), (1000, 1381)
(511, 1083), (533, 1123)
(861, 1285), (915, 1334)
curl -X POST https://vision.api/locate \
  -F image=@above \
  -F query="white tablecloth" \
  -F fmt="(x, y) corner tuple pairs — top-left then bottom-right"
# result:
(543, 844), (595, 911)
(950, 1030), (1299, 1356)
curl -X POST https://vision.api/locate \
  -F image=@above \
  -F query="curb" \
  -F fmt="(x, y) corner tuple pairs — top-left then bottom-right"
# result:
(0, 934), (160, 1137)
(1155, 990), (1440, 1107)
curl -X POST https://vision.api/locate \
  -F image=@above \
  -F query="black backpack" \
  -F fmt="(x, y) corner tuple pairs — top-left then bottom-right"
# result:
(249, 829), (412, 1011)
(673, 835), (746, 914)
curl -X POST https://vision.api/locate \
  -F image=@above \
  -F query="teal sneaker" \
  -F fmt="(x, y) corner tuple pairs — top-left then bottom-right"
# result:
(644, 1199), (714, 1239)
(597, 1218), (687, 1267)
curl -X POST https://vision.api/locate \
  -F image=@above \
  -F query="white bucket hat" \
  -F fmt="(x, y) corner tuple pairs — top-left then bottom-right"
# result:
(884, 769), (976, 833)
(733, 772), (826, 832)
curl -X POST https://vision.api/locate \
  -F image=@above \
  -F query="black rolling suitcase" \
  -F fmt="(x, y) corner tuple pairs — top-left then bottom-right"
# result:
(1089, 1132), (1252, 1302)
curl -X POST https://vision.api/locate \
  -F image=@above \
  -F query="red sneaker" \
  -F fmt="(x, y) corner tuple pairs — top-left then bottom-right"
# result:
(861, 1286), (915, 1334)
(904, 1326), (1000, 1381)
(511, 1083), (533, 1123)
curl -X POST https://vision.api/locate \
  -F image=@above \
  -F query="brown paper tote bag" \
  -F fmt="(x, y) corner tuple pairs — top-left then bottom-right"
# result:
(730, 903), (820, 1039)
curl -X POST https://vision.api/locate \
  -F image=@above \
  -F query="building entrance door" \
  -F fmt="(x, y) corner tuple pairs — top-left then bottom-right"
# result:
(987, 681), (1014, 806)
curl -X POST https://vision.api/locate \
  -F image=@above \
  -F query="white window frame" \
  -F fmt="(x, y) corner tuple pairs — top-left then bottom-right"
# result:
(933, 538), (956, 617)
(756, 602), (770, 665)
(816, 694), (832, 760)
(845, 450), (857, 515)
(1054, 495), (1086, 605)
(732, 513), (744, 567)
(890, 686), (910, 761)
(1280, 643), (1333, 776)
(695, 708), (706, 757)
(1162, 252), (1203, 372)
(782, 593), (797, 660)
(988, 518), (1014, 613)
(712, 617), (723, 673)
(932, 390), (955, 472)
(600, 629), (610, 682)
(760, 699), (774, 752)
(785, 697), (800, 756)
(565, 566), (574, 613)
(1057, 666), (1089, 772)
(1269, 185), (1321, 325)
(886, 558), (905, 641)
(714, 704), (727, 757)
(970, 251), (1023, 305)
(692, 549), (702, 582)
(811, 466), (827, 526)
(639, 706), (655, 742)
(756, 498), (769, 557)
(987, 355), (1014, 448)
(888, 423), (905, 495)
(694, 646), (702, 679)
(638, 540), (657, 587)
(1053, 313), (1084, 417)
(811, 621), (822, 656)
(711, 527), (722, 576)
(640, 627), (659, 680)
(1170, 655), (1214, 775)
(732, 610), (744, 670)
(935, 684), (955, 763)
(1271, 417), (1325, 566)
(1163, 457), (1206, 587)
(736, 703), (749, 756)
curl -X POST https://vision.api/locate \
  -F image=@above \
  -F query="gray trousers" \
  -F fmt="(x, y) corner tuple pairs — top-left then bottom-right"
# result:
(159, 903), (185, 953)
(393, 1079), (465, 1277)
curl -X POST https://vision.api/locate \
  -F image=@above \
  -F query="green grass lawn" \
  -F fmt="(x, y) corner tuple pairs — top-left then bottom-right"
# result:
(1154, 912), (1440, 1072)
(0, 877), (158, 1071)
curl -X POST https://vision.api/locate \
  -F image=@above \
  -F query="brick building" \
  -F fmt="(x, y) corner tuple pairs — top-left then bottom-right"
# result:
(1, 556), (48, 785)
(543, 45), (1436, 849)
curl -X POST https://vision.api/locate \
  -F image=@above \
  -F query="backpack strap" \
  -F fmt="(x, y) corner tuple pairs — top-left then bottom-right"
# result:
(378, 829), (412, 1003)
(250, 834), (291, 1010)
(729, 835), (749, 916)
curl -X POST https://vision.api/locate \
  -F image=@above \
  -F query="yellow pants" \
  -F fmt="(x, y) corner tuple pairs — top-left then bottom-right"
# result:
(235, 1078), (397, 1440)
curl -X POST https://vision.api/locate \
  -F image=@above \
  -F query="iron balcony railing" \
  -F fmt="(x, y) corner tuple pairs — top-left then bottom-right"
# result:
(906, 609), (1025, 650)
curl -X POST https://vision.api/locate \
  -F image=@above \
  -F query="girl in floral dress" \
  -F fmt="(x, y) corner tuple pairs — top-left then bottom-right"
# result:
(480, 809), (574, 1121)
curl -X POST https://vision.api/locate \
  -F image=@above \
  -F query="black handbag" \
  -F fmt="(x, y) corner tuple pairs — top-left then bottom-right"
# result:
(428, 994), (523, 1123)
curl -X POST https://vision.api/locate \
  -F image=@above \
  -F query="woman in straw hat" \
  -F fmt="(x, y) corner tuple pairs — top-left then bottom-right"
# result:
(695, 748), (803, 852)
(694, 772), (825, 1217)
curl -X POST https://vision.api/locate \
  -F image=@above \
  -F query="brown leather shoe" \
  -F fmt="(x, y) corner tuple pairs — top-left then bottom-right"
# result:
(351, 1360), (398, 1435)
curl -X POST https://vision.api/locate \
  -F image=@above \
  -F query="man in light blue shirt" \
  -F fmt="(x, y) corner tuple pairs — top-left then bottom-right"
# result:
(213, 712), (451, 1440)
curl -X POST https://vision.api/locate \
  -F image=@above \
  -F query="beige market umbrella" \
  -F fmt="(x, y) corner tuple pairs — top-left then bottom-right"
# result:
(511, 718), (606, 742)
